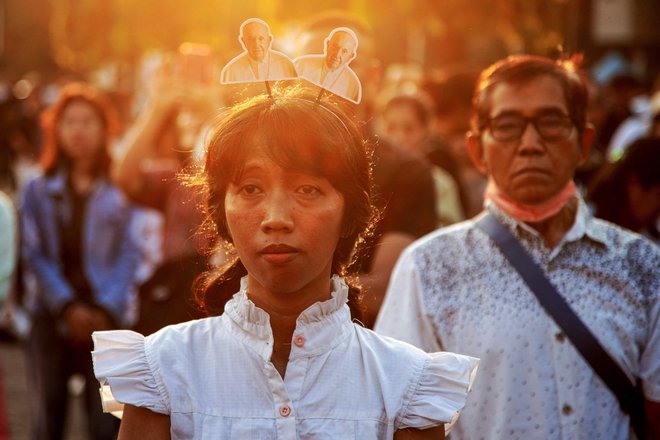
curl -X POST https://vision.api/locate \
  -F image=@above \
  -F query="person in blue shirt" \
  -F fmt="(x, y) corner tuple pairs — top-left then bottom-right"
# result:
(20, 82), (141, 440)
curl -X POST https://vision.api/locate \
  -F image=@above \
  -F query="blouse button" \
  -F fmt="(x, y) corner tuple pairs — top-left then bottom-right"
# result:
(562, 404), (573, 415)
(279, 405), (292, 417)
(555, 332), (566, 342)
(293, 335), (305, 347)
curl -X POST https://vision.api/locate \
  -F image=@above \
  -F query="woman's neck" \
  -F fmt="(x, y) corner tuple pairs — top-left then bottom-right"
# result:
(69, 164), (97, 195)
(266, 310), (299, 379)
(247, 277), (333, 378)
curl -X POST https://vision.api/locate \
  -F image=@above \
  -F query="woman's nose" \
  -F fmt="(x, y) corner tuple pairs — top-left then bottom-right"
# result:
(260, 191), (294, 232)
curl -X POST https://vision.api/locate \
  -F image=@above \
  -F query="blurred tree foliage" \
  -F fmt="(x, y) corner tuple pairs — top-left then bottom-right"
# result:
(50, 0), (237, 72)
(47, 0), (574, 73)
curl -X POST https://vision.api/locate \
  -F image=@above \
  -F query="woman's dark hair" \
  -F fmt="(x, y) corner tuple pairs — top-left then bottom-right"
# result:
(191, 88), (377, 321)
(471, 54), (590, 140)
(39, 82), (120, 175)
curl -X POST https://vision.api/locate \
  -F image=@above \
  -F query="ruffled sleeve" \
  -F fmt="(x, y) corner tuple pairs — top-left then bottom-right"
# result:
(397, 351), (479, 432)
(92, 330), (169, 417)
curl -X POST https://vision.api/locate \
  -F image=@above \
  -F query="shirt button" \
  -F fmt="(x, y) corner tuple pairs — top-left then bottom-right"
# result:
(279, 405), (292, 417)
(562, 404), (573, 415)
(293, 335), (305, 347)
(555, 332), (566, 342)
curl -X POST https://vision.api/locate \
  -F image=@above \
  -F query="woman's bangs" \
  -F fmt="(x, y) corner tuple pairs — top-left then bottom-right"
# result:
(261, 108), (347, 182)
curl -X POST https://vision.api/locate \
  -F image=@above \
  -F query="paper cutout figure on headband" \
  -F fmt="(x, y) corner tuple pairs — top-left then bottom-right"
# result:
(294, 27), (362, 104)
(221, 18), (297, 84)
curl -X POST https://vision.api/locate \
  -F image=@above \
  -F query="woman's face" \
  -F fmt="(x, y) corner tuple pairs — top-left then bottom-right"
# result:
(57, 100), (105, 163)
(383, 104), (428, 156)
(224, 150), (345, 301)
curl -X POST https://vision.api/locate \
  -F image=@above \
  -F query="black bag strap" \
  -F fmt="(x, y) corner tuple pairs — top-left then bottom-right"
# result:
(476, 212), (646, 437)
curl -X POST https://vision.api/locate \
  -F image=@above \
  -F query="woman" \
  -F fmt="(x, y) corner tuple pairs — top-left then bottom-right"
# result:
(380, 94), (464, 227)
(21, 82), (141, 440)
(93, 89), (478, 439)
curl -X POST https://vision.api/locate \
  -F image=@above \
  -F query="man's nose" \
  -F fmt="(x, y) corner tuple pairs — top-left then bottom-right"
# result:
(518, 120), (545, 153)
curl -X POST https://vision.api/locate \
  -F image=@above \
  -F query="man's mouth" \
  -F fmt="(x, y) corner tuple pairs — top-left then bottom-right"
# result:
(513, 167), (551, 178)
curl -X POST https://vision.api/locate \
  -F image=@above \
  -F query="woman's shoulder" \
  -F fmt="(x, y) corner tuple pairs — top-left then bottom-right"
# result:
(353, 325), (479, 431)
(354, 325), (427, 358)
(146, 316), (226, 350)
(92, 317), (228, 415)
(349, 325), (434, 383)
(354, 325), (478, 380)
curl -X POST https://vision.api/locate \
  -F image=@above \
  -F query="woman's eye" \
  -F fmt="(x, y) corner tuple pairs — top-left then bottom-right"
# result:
(298, 185), (321, 196)
(240, 184), (261, 195)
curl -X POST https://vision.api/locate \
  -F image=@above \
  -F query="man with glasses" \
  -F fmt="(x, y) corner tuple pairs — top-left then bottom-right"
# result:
(375, 55), (659, 439)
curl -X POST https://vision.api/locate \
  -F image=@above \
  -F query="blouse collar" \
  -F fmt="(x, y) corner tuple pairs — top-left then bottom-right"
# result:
(222, 275), (353, 360)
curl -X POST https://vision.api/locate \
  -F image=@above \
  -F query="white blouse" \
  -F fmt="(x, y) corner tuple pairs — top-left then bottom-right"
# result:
(93, 276), (478, 439)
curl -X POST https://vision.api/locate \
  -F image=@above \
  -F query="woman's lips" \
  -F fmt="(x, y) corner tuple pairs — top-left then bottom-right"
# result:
(260, 244), (299, 264)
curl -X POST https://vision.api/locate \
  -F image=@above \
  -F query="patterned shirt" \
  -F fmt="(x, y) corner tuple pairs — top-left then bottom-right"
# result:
(375, 199), (660, 440)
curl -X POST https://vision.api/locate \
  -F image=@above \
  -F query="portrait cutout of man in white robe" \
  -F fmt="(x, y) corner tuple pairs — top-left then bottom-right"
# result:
(294, 27), (362, 104)
(221, 18), (298, 84)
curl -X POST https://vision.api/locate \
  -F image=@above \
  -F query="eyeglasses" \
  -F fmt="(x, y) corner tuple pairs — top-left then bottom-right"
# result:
(481, 112), (575, 142)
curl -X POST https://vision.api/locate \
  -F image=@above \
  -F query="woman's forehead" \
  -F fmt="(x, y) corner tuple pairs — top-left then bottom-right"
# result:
(229, 142), (320, 178)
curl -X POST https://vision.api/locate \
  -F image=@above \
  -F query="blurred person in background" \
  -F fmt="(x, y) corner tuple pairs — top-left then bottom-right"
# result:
(588, 137), (660, 244)
(20, 82), (141, 440)
(0, 190), (18, 333)
(649, 90), (660, 137)
(377, 54), (660, 439)
(604, 73), (654, 162)
(0, 189), (15, 440)
(0, 82), (41, 201)
(112, 53), (222, 335)
(422, 67), (487, 219)
(592, 73), (646, 156)
(379, 94), (464, 226)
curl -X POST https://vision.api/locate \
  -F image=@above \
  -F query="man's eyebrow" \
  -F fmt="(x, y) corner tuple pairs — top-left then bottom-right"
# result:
(489, 109), (523, 119)
(534, 105), (568, 114)
(492, 106), (567, 118)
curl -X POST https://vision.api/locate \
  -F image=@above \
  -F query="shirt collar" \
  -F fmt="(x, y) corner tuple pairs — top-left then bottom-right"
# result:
(44, 168), (107, 197)
(485, 196), (610, 249)
(44, 169), (68, 195)
(222, 275), (353, 360)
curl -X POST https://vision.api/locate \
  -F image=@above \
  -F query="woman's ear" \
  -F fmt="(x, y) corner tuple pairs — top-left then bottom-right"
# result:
(466, 132), (488, 175)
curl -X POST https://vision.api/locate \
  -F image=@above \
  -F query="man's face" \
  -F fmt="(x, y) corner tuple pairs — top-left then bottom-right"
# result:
(467, 75), (591, 205)
(242, 23), (271, 62)
(325, 32), (356, 71)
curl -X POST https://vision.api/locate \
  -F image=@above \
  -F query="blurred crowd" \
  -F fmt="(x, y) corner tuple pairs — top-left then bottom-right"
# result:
(0, 12), (659, 440)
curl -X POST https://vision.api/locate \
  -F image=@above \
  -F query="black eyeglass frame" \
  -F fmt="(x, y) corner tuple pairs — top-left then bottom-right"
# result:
(479, 112), (577, 143)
